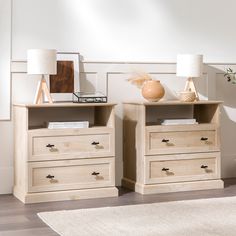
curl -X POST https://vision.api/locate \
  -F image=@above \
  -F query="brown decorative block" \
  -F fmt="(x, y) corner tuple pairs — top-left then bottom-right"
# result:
(50, 61), (74, 93)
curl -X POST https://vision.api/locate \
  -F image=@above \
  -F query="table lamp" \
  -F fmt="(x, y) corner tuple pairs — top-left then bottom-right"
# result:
(27, 49), (57, 104)
(176, 54), (203, 101)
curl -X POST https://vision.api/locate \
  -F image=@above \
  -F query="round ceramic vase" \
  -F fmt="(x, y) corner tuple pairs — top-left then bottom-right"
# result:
(141, 80), (165, 102)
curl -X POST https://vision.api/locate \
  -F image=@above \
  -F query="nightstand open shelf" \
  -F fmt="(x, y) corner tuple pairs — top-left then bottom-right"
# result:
(145, 102), (219, 126)
(24, 104), (115, 130)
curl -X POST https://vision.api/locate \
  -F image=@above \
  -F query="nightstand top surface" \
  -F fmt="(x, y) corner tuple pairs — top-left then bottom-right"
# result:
(13, 102), (117, 108)
(123, 100), (223, 106)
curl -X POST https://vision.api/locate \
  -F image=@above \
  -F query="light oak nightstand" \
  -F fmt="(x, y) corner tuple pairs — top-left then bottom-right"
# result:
(122, 101), (224, 194)
(13, 103), (118, 203)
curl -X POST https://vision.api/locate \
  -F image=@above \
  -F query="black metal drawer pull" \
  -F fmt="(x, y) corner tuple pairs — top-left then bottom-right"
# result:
(162, 168), (170, 171)
(46, 174), (55, 179)
(201, 137), (208, 141)
(162, 139), (169, 143)
(91, 141), (100, 145)
(201, 165), (208, 169)
(91, 171), (100, 176)
(46, 144), (55, 148)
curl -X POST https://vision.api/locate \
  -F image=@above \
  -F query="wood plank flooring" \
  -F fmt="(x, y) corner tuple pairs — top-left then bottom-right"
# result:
(1, 179), (236, 236)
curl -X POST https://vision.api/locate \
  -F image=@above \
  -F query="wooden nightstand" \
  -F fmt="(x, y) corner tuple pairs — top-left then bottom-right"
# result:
(122, 101), (224, 194)
(13, 103), (118, 203)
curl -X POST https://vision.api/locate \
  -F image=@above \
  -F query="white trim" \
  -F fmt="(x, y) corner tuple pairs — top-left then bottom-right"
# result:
(0, 167), (13, 194)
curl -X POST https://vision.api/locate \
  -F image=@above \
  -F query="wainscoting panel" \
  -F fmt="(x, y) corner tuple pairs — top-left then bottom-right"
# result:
(214, 65), (236, 177)
(10, 60), (236, 184)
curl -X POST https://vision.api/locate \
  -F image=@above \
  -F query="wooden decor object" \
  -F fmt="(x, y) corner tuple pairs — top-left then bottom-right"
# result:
(122, 100), (224, 195)
(34, 76), (53, 104)
(13, 103), (118, 203)
(184, 78), (199, 101)
(50, 61), (74, 93)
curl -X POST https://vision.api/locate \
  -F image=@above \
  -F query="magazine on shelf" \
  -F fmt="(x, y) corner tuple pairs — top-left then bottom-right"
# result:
(48, 121), (89, 129)
(160, 119), (198, 125)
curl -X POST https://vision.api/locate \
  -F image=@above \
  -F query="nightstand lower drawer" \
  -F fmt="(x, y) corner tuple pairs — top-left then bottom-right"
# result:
(145, 153), (220, 184)
(28, 157), (115, 193)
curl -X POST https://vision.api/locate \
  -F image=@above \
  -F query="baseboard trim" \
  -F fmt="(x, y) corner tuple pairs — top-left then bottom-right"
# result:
(0, 167), (13, 194)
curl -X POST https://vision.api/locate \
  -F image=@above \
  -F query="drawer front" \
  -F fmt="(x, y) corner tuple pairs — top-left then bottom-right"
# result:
(146, 129), (218, 155)
(28, 158), (115, 193)
(29, 128), (114, 161)
(145, 153), (220, 184)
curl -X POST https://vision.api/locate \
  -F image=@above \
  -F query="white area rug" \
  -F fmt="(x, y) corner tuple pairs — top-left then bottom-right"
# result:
(38, 196), (236, 236)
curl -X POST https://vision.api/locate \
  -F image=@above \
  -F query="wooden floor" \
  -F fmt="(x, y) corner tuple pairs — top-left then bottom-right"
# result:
(1, 179), (236, 236)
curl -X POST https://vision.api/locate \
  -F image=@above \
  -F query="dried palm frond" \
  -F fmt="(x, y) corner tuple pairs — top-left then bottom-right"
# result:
(127, 73), (152, 88)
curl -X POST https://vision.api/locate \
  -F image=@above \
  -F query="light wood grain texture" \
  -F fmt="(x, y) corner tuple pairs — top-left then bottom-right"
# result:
(28, 158), (115, 193)
(123, 104), (145, 184)
(13, 106), (28, 198)
(145, 127), (218, 155)
(122, 101), (223, 194)
(122, 178), (224, 195)
(28, 128), (114, 161)
(14, 187), (118, 204)
(34, 78), (53, 104)
(145, 153), (219, 184)
(14, 103), (117, 108)
(123, 100), (223, 106)
(13, 103), (118, 203)
(26, 105), (115, 129)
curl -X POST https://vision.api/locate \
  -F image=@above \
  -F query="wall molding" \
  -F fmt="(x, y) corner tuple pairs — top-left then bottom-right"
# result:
(10, 60), (236, 187)
(0, 167), (13, 194)
(0, 0), (12, 121)
(11, 60), (230, 100)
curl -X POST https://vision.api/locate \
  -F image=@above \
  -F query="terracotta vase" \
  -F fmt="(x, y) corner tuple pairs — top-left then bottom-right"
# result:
(141, 80), (165, 102)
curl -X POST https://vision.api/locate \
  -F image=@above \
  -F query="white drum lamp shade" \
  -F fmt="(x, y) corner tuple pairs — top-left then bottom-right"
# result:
(27, 49), (57, 75)
(176, 54), (203, 78)
(176, 54), (203, 101)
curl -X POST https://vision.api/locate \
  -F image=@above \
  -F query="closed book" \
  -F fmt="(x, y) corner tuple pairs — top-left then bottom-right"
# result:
(48, 121), (89, 129)
(161, 119), (198, 125)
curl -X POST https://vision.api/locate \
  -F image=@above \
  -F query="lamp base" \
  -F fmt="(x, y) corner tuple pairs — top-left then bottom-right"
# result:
(34, 76), (53, 104)
(184, 77), (199, 101)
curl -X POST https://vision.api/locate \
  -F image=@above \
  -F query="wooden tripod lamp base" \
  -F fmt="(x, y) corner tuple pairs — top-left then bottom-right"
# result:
(184, 77), (199, 101)
(34, 76), (53, 104)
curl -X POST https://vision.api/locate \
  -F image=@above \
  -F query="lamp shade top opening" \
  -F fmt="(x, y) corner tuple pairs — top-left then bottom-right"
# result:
(27, 49), (57, 75)
(176, 54), (203, 78)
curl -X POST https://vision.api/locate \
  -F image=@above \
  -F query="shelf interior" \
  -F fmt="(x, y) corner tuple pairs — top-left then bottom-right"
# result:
(145, 104), (218, 126)
(28, 106), (114, 130)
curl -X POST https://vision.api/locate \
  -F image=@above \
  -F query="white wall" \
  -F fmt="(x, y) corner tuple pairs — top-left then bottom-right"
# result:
(0, 0), (11, 119)
(1, 0), (236, 194)
(0, 0), (13, 193)
(12, 0), (236, 62)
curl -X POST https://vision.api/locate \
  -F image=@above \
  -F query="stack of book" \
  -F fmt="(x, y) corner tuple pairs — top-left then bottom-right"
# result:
(161, 119), (198, 125)
(48, 121), (89, 129)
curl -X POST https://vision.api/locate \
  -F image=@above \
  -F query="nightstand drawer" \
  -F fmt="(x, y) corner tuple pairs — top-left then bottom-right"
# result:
(145, 153), (220, 184)
(28, 128), (114, 161)
(28, 157), (115, 193)
(146, 126), (218, 155)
